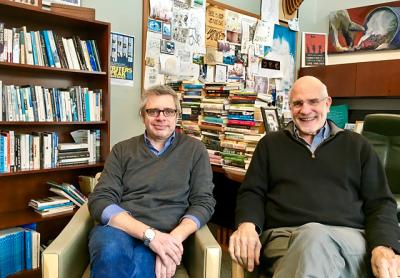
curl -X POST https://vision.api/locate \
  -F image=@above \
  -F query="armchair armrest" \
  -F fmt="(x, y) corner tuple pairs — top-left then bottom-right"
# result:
(183, 225), (221, 278)
(42, 203), (94, 278)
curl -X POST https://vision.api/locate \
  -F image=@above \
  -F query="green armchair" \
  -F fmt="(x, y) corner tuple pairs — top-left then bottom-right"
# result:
(42, 175), (221, 278)
(362, 113), (400, 211)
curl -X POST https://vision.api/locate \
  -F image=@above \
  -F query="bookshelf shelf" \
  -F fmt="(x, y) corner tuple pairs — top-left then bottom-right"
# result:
(0, 208), (77, 230)
(0, 61), (107, 75)
(0, 121), (107, 126)
(0, 3), (110, 276)
(0, 162), (104, 177)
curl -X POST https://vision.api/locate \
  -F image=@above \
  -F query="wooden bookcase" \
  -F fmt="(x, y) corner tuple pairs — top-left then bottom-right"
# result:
(299, 59), (400, 97)
(0, 2), (110, 276)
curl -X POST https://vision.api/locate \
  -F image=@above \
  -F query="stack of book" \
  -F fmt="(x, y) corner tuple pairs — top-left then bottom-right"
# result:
(222, 89), (263, 172)
(0, 227), (40, 277)
(167, 81), (183, 133)
(198, 83), (232, 165)
(57, 142), (90, 166)
(47, 180), (87, 206)
(28, 196), (74, 216)
(180, 82), (203, 140)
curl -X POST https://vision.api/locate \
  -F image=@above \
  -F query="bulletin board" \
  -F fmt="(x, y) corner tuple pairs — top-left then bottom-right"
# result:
(141, 0), (297, 114)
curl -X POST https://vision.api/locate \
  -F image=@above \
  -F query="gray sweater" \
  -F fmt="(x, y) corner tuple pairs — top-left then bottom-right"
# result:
(88, 133), (216, 232)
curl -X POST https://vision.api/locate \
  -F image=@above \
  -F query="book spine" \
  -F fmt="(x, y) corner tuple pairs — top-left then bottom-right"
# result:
(41, 30), (54, 67)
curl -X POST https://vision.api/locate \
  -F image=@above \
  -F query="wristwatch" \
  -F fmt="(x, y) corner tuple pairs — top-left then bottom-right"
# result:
(143, 227), (156, 246)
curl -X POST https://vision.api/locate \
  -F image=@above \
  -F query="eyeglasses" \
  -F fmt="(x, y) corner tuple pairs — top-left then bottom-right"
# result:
(290, 97), (327, 109)
(145, 108), (177, 117)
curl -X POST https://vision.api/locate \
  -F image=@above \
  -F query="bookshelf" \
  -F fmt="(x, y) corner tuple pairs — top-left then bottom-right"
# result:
(0, 1), (110, 275)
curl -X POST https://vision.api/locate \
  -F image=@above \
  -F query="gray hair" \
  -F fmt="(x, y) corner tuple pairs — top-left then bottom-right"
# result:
(140, 85), (181, 116)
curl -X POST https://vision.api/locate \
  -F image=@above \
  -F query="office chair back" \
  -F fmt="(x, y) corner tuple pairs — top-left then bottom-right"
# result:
(362, 114), (400, 195)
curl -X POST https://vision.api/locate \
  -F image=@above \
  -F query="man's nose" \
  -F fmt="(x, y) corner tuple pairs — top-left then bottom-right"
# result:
(299, 102), (313, 114)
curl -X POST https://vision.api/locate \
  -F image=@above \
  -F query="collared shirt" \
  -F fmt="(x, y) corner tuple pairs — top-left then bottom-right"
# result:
(101, 131), (201, 229)
(144, 130), (176, 156)
(294, 121), (330, 153)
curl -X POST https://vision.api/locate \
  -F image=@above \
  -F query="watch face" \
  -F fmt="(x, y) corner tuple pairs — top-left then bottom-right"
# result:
(145, 228), (155, 241)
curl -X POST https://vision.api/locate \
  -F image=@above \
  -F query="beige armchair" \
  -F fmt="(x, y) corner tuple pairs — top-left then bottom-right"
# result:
(42, 177), (221, 278)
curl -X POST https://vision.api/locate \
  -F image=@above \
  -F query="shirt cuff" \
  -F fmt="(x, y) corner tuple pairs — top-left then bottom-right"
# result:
(182, 214), (201, 230)
(101, 204), (126, 225)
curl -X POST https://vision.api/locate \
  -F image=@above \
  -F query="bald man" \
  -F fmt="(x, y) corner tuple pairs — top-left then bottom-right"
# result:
(229, 76), (400, 277)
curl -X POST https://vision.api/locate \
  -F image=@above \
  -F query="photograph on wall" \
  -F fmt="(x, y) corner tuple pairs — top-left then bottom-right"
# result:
(148, 19), (162, 33)
(149, 0), (173, 22)
(328, 1), (400, 53)
(302, 32), (327, 67)
(162, 23), (172, 39)
(110, 32), (134, 86)
(160, 39), (175, 55)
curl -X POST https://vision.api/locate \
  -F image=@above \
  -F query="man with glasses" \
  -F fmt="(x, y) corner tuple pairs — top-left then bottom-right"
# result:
(229, 76), (400, 277)
(88, 85), (215, 278)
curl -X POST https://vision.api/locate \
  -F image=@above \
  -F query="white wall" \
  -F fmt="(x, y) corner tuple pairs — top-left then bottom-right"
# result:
(81, 0), (261, 148)
(298, 0), (400, 66)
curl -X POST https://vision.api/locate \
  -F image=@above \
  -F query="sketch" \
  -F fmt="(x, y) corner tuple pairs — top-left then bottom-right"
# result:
(148, 19), (162, 33)
(328, 1), (400, 53)
(261, 107), (281, 132)
(160, 39), (175, 55)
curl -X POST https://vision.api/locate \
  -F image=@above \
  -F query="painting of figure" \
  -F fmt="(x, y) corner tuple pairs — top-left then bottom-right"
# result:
(328, 1), (400, 53)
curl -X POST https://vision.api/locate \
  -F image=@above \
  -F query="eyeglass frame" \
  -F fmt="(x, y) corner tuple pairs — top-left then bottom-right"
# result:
(144, 108), (178, 117)
(290, 97), (329, 109)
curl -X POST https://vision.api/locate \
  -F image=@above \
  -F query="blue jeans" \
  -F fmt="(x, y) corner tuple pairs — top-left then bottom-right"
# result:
(89, 225), (156, 278)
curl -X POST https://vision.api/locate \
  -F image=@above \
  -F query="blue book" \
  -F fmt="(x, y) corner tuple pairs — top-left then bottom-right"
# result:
(41, 30), (54, 67)
(85, 40), (97, 71)
(84, 91), (90, 121)
(30, 31), (38, 65)
(24, 230), (32, 270)
(0, 228), (25, 277)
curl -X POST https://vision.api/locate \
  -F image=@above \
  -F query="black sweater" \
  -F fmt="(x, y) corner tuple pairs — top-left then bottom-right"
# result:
(236, 121), (400, 253)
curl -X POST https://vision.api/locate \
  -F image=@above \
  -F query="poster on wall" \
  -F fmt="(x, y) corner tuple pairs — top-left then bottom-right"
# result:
(205, 5), (225, 48)
(265, 24), (296, 93)
(302, 32), (327, 67)
(328, 1), (400, 53)
(110, 32), (134, 86)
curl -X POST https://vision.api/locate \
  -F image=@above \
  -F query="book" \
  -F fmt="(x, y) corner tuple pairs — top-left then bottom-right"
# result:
(34, 204), (74, 216)
(47, 180), (87, 205)
(28, 196), (72, 209)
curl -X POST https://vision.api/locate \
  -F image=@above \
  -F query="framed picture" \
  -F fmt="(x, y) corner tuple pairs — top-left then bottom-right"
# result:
(42, 0), (80, 6)
(261, 107), (281, 132)
(301, 32), (327, 67)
